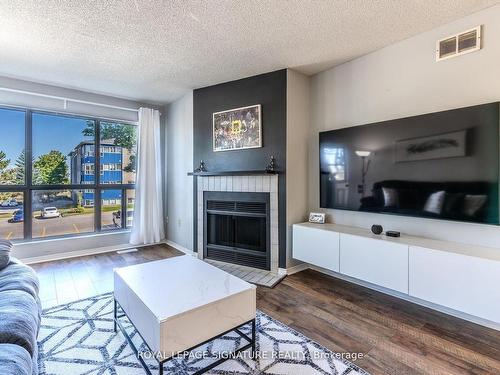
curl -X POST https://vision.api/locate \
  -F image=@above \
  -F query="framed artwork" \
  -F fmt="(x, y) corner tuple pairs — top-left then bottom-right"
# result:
(395, 129), (467, 162)
(213, 104), (262, 152)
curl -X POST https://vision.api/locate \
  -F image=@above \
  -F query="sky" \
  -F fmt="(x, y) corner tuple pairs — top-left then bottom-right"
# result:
(0, 108), (93, 169)
(32, 113), (93, 164)
(0, 108), (24, 167)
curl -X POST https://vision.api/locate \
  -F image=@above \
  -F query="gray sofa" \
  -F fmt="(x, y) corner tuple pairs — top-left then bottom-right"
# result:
(0, 241), (41, 375)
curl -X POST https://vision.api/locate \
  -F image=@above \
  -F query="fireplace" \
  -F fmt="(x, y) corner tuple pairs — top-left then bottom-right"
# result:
(204, 191), (270, 270)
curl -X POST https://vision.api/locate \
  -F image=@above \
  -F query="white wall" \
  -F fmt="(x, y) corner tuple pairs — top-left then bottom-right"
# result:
(286, 70), (310, 267)
(165, 91), (194, 251)
(308, 4), (500, 250)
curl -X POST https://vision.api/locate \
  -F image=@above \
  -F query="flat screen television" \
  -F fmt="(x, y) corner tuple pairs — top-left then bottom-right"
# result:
(319, 102), (500, 225)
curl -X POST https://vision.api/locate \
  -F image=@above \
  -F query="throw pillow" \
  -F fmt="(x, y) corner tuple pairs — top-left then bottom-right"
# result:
(423, 191), (446, 215)
(463, 195), (487, 217)
(382, 187), (399, 207)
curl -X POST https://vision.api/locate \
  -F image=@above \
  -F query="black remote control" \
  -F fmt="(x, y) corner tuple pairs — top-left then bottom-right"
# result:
(386, 231), (401, 238)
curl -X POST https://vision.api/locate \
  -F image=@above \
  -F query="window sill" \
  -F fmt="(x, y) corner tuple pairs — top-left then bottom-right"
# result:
(15, 229), (131, 246)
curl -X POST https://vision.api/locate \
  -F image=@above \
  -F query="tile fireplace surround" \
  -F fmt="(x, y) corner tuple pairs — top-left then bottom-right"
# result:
(196, 174), (279, 273)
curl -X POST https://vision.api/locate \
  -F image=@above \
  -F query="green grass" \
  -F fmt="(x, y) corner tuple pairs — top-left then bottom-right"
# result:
(102, 205), (121, 213)
(59, 207), (94, 217)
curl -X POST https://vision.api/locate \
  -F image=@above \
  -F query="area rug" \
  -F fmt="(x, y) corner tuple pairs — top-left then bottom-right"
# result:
(38, 293), (369, 375)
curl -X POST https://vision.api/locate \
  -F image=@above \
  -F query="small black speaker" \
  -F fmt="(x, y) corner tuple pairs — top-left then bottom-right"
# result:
(371, 224), (383, 235)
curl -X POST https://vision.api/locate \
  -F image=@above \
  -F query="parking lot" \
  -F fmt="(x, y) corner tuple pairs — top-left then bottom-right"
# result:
(0, 207), (119, 240)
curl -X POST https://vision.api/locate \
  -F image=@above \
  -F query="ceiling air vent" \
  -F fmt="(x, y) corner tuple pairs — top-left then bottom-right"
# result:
(436, 26), (482, 61)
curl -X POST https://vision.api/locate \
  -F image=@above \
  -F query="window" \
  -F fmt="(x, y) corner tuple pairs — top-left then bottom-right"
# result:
(0, 108), (137, 241)
(0, 191), (24, 240)
(100, 122), (137, 184)
(102, 164), (121, 171)
(126, 189), (135, 228)
(0, 108), (25, 185)
(101, 146), (121, 154)
(101, 189), (135, 230)
(32, 189), (94, 238)
(323, 147), (346, 181)
(101, 189), (122, 231)
(84, 145), (95, 157)
(84, 164), (94, 175)
(33, 113), (94, 185)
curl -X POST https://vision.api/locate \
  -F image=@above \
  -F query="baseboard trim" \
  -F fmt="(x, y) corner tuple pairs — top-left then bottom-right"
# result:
(20, 241), (165, 265)
(165, 240), (195, 257)
(278, 262), (309, 276)
(308, 264), (500, 331)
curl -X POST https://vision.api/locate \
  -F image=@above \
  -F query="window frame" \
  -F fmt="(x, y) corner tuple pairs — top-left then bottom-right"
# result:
(0, 106), (137, 242)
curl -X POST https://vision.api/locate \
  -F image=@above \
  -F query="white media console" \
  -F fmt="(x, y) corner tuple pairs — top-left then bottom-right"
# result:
(293, 222), (500, 329)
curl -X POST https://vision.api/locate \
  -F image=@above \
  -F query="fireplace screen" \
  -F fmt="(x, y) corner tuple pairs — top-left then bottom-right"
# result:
(207, 214), (266, 253)
(204, 192), (270, 270)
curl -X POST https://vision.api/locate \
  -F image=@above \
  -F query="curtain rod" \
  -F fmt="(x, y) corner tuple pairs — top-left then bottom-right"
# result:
(0, 102), (139, 125)
(0, 86), (140, 113)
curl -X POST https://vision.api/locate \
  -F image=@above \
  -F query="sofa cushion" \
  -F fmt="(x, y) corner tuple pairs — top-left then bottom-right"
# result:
(0, 240), (12, 247)
(0, 260), (39, 299)
(0, 240), (12, 270)
(0, 343), (32, 375)
(31, 338), (38, 375)
(0, 290), (40, 357)
(397, 188), (420, 210)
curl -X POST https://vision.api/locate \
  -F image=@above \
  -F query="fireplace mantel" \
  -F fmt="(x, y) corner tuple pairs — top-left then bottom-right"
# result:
(188, 170), (279, 176)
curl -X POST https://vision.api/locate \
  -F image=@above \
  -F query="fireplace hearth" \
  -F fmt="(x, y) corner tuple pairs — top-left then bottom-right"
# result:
(204, 191), (270, 270)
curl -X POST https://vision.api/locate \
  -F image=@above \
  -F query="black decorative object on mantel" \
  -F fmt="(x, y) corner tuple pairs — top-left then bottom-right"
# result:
(266, 156), (277, 173)
(194, 160), (207, 173)
(188, 170), (278, 176)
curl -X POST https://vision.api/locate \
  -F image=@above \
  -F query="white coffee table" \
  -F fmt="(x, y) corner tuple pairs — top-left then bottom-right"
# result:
(113, 255), (257, 375)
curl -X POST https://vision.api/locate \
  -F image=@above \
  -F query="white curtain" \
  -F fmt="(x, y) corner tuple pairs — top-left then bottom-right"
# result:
(130, 107), (165, 245)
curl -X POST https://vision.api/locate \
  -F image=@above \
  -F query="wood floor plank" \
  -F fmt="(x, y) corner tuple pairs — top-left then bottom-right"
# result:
(419, 322), (500, 361)
(355, 352), (422, 375)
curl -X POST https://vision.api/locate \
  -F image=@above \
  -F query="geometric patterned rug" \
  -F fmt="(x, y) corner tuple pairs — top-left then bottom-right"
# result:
(38, 293), (369, 375)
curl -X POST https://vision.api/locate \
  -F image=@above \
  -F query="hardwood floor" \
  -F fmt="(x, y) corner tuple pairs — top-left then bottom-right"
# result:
(31, 244), (184, 307)
(31, 244), (500, 375)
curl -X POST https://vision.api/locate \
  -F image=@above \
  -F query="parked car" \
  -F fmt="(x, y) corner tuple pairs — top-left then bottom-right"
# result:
(1, 199), (19, 207)
(9, 209), (23, 223)
(41, 207), (61, 219)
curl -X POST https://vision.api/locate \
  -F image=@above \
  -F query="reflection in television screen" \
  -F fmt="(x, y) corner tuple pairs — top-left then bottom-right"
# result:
(319, 102), (499, 225)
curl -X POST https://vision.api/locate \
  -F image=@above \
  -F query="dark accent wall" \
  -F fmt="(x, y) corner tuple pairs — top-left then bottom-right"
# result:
(193, 69), (287, 268)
